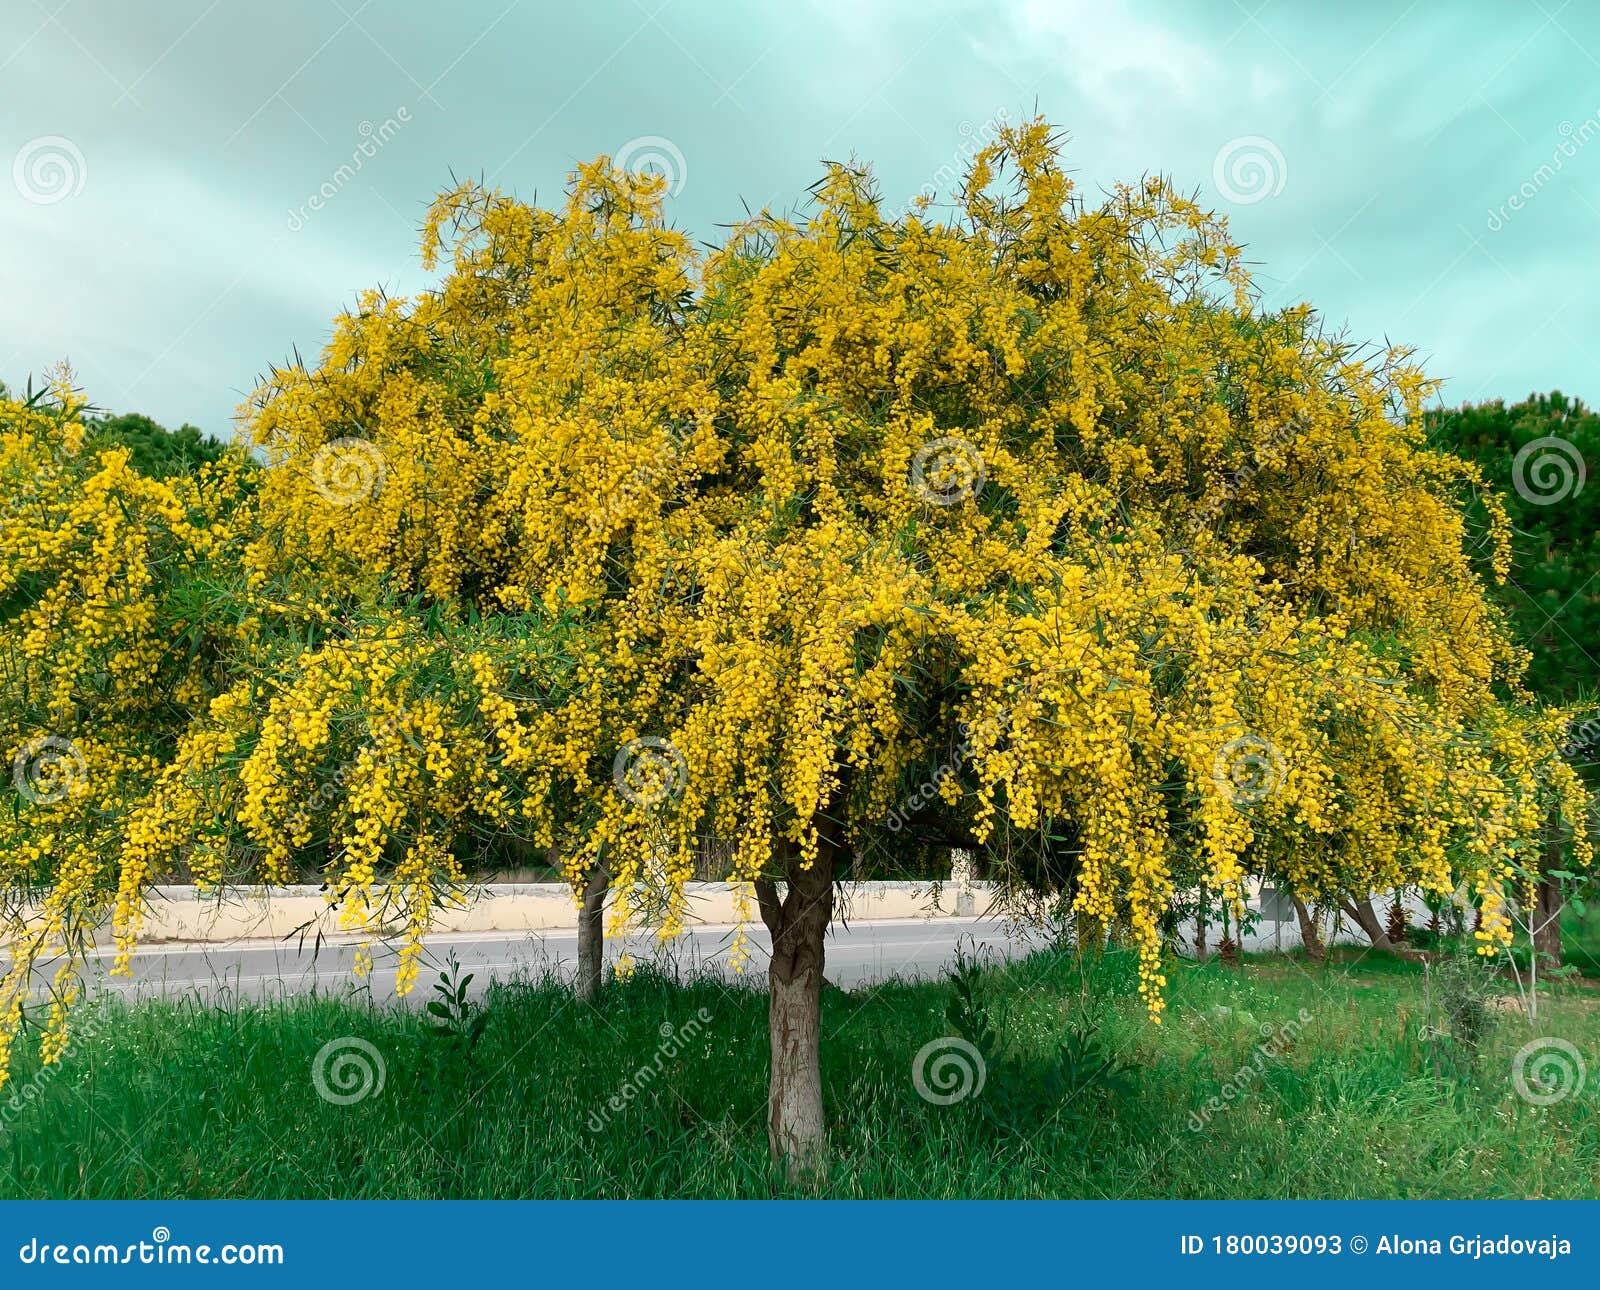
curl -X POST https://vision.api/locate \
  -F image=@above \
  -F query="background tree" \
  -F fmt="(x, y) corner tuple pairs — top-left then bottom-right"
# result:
(84, 411), (230, 480)
(1426, 391), (1600, 702)
(1427, 391), (1600, 968)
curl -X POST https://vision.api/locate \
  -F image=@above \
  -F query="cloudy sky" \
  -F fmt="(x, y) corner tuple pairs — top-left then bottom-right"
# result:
(3, 0), (1597, 437)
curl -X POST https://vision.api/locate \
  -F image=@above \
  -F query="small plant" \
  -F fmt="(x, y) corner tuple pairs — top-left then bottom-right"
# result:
(945, 939), (1004, 1059)
(422, 955), (491, 1074)
(1423, 940), (1497, 1082)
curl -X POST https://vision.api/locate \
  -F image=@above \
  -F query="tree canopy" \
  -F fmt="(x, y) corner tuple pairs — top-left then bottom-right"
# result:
(2, 120), (1590, 1171)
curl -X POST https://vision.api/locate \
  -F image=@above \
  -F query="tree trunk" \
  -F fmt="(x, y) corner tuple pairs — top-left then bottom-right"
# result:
(1534, 811), (1565, 970)
(1292, 896), (1325, 962)
(576, 858), (610, 1004)
(765, 826), (839, 1183)
(1194, 883), (1208, 962)
(1339, 895), (1393, 950)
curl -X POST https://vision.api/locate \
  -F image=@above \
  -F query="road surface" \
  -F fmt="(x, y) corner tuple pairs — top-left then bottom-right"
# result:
(57, 917), (1045, 1005)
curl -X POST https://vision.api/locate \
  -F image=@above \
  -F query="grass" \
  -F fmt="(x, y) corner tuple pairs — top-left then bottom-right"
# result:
(1, 939), (1597, 1199)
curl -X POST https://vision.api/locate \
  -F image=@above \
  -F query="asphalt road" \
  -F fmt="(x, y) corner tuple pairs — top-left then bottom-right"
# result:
(61, 916), (1044, 1005)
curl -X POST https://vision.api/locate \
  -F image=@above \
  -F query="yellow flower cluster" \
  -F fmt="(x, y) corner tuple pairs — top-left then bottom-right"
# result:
(0, 119), (1588, 1082)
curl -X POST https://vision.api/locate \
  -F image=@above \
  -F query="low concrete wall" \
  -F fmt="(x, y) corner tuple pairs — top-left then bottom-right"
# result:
(14, 878), (1437, 952)
(119, 879), (993, 944)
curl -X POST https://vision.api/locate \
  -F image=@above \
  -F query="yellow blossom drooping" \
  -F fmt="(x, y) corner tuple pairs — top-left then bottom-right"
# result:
(0, 120), (1588, 1083)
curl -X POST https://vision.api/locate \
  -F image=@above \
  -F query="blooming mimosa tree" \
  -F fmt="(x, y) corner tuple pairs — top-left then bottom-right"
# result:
(0, 121), (1588, 1181)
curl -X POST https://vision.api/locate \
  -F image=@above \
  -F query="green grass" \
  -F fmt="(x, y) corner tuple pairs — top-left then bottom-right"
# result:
(1, 943), (1597, 1199)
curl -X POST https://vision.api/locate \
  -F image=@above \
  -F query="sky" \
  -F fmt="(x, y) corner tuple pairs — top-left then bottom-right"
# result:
(2, 0), (1598, 439)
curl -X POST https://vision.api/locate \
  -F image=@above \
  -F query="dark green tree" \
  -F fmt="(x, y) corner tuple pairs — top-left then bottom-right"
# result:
(1428, 391), (1600, 970)
(83, 411), (229, 479)
(1426, 391), (1600, 703)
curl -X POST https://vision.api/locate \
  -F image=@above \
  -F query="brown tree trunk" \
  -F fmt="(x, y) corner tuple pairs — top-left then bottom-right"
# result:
(765, 825), (839, 1183)
(1339, 895), (1393, 950)
(1534, 811), (1565, 969)
(1194, 884), (1208, 962)
(576, 858), (610, 1003)
(1292, 896), (1325, 962)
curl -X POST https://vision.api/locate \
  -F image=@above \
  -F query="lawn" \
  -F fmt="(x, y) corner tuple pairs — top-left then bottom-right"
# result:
(1, 940), (1596, 1199)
